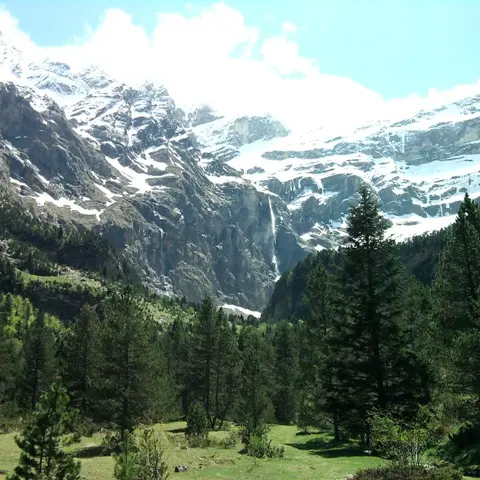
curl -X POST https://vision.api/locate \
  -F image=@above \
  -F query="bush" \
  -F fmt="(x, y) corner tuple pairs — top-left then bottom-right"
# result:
(218, 430), (239, 449)
(101, 430), (121, 455)
(369, 407), (438, 467)
(241, 425), (284, 459)
(352, 465), (462, 480)
(185, 402), (209, 446)
(113, 427), (169, 480)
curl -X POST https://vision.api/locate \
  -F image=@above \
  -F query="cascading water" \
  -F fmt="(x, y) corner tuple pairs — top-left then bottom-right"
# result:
(401, 131), (407, 153)
(268, 196), (281, 281)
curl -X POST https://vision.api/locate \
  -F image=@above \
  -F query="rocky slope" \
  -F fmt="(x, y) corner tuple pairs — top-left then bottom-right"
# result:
(2, 33), (480, 310)
(0, 37), (305, 310)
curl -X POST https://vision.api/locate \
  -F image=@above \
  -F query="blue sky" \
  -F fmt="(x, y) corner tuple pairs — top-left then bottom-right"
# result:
(3, 0), (480, 99)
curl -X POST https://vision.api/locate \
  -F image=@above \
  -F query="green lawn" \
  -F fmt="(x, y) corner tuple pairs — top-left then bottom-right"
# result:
(0, 423), (384, 480)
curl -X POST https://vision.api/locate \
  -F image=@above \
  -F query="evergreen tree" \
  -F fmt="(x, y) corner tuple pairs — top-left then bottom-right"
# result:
(328, 185), (428, 438)
(237, 327), (274, 439)
(433, 193), (480, 338)
(273, 322), (299, 424)
(303, 263), (341, 436)
(210, 309), (241, 429)
(0, 305), (21, 413)
(113, 430), (137, 480)
(61, 304), (99, 416)
(189, 297), (217, 427)
(96, 288), (171, 437)
(433, 194), (480, 419)
(8, 381), (81, 480)
(163, 317), (191, 416)
(186, 400), (209, 441)
(19, 313), (58, 410)
(133, 427), (169, 480)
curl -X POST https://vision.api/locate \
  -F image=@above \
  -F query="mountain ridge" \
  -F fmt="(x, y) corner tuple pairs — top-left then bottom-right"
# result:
(1, 32), (480, 310)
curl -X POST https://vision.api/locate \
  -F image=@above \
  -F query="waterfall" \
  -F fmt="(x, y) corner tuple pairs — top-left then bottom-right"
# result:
(268, 196), (281, 281)
(159, 228), (165, 276)
(401, 131), (406, 153)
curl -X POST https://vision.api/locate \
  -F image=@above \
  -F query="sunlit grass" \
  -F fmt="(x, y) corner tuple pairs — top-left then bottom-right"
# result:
(0, 423), (384, 480)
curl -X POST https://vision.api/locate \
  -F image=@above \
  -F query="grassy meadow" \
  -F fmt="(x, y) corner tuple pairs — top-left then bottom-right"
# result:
(0, 422), (384, 480)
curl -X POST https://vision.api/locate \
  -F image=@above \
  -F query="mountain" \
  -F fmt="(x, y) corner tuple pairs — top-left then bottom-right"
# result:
(261, 228), (449, 322)
(1, 33), (480, 311)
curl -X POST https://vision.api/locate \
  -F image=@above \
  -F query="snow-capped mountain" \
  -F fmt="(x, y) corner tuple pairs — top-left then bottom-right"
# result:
(1, 32), (479, 310)
(194, 98), (480, 249)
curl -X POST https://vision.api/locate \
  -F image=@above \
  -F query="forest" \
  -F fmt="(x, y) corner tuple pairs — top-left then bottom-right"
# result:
(1, 185), (480, 480)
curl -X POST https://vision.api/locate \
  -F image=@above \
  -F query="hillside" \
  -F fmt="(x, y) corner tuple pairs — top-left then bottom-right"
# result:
(262, 227), (449, 322)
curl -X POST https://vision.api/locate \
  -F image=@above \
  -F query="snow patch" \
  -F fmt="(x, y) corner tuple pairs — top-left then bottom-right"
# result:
(33, 192), (102, 220)
(220, 304), (261, 319)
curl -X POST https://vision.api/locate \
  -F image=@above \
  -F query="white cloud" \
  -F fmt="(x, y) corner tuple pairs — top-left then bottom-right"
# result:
(1, 3), (480, 132)
(261, 36), (315, 76)
(282, 21), (297, 33)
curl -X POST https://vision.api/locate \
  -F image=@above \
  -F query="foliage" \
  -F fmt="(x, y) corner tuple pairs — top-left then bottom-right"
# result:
(8, 381), (81, 480)
(237, 327), (275, 438)
(185, 401), (209, 446)
(437, 422), (480, 472)
(352, 465), (462, 480)
(95, 287), (176, 436)
(217, 429), (240, 449)
(113, 430), (137, 480)
(327, 185), (430, 438)
(369, 407), (438, 467)
(133, 427), (169, 480)
(113, 427), (169, 480)
(241, 424), (284, 459)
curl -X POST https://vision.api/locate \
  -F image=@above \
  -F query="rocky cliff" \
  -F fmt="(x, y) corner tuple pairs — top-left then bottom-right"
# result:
(2, 33), (480, 311)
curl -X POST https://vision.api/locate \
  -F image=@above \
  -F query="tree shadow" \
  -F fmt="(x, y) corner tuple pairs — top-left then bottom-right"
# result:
(74, 444), (107, 458)
(287, 437), (368, 458)
(167, 427), (187, 434)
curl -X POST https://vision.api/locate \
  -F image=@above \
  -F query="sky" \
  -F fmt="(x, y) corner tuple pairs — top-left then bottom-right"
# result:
(1, 0), (480, 130)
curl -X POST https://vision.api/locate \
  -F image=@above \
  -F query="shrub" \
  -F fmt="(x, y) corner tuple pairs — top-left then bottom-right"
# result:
(241, 425), (284, 459)
(352, 465), (462, 480)
(218, 430), (239, 449)
(133, 427), (169, 480)
(185, 402), (209, 446)
(101, 430), (121, 455)
(113, 428), (169, 480)
(369, 406), (438, 467)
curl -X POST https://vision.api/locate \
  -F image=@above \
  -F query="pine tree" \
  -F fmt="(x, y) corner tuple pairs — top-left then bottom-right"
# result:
(0, 306), (21, 413)
(9, 381), (81, 480)
(163, 318), (191, 416)
(189, 297), (217, 427)
(210, 309), (241, 430)
(133, 427), (169, 480)
(433, 193), (480, 338)
(113, 430), (137, 480)
(19, 312), (58, 410)
(273, 322), (299, 424)
(329, 185), (428, 438)
(96, 287), (171, 437)
(303, 263), (341, 437)
(433, 194), (480, 418)
(61, 304), (99, 416)
(237, 327), (274, 439)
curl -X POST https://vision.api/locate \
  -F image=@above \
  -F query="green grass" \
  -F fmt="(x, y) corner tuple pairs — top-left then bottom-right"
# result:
(19, 270), (102, 289)
(0, 423), (384, 480)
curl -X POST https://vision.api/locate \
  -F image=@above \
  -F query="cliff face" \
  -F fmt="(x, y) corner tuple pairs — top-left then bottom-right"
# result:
(2, 34), (480, 310)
